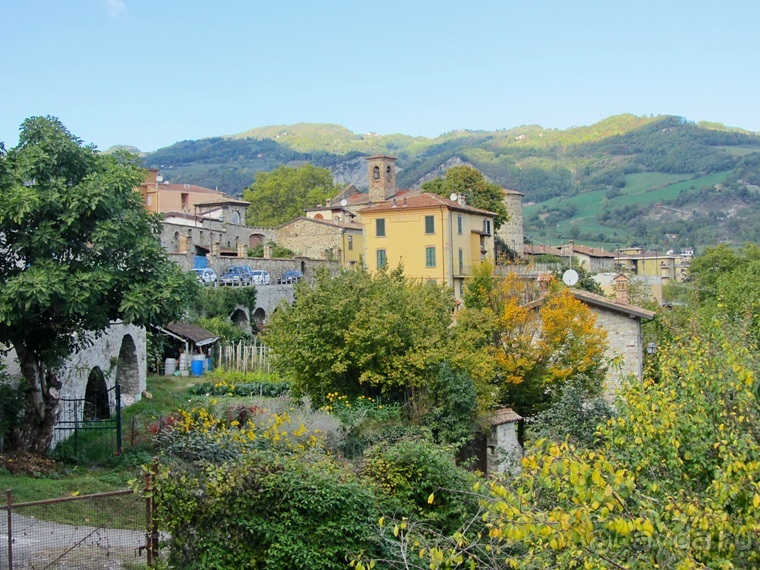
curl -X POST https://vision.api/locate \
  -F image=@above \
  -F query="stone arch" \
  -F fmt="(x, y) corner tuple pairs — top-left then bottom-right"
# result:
(231, 210), (241, 224)
(231, 308), (249, 329)
(173, 231), (180, 253)
(84, 367), (110, 421)
(249, 234), (264, 248)
(314, 213), (324, 219)
(252, 308), (267, 328)
(116, 334), (140, 396)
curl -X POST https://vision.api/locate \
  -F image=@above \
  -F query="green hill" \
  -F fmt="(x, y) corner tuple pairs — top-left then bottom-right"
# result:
(142, 114), (760, 249)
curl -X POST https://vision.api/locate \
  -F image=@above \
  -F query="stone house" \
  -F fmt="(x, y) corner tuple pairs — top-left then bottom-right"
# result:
(136, 168), (226, 214)
(486, 408), (523, 475)
(277, 217), (363, 267)
(559, 241), (616, 272)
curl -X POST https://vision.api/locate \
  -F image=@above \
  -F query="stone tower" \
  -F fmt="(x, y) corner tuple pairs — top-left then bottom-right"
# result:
(367, 155), (397, 204)
(496, 189), (525, 256)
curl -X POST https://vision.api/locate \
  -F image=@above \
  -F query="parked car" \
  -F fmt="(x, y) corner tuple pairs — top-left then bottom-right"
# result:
(219, 266), (254, 286)
(278, 270), (303, 284)
(193, 268), (217, 285)
(251, 270), (271, 286)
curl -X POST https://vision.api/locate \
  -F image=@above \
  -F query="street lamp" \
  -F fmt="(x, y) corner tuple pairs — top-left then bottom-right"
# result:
(646, 342), (657, 354)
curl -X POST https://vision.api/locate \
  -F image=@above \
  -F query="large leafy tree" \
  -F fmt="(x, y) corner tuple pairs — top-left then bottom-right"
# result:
(422, 165), (509, 229)
(265, 266), (456, 415)
(452, 261), (608, 415)
(0, 117), (197, 451)
(243, 163), (341, 226)
(374, 314), (760, 569)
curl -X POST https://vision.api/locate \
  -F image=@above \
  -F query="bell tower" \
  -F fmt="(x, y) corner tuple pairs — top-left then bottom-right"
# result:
(367, 154), (397, 203)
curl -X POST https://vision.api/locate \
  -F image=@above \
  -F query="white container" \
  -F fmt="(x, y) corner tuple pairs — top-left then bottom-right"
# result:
(164, 358), (177, 376)
(178, 353), (189, 372)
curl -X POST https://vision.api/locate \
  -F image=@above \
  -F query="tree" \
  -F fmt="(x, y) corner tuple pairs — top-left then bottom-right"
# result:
(422, 165), (509, 229)
(374, 315), (760, 569)
(453, 261), (608, 416)
(0, 117), (197, 451)
(242, 163), (341, 226)
(265, 266), (456, 416)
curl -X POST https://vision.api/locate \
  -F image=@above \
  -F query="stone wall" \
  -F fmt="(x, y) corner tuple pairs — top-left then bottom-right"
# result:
(497, 191), (524, 256)
(277, 218), (350, 261)
(590, 307), (644, 395)
(161, 221), (277, 254)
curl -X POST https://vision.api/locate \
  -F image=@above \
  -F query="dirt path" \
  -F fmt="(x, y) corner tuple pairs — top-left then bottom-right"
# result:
(0, 512), (149, 569)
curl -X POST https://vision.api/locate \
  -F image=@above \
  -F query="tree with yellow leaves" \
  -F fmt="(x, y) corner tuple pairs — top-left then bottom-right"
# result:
(452, 261), (608, 416)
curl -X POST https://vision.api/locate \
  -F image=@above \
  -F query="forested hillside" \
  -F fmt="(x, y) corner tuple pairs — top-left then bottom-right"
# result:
(143, 115), (760, 249)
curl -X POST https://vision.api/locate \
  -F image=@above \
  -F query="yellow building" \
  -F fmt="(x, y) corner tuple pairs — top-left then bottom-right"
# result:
(360, 193), (497, 302)
(615, 247), (678, 283)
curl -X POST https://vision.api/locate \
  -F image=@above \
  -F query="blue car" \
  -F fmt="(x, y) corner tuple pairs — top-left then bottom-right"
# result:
(278, 270), (303, 284)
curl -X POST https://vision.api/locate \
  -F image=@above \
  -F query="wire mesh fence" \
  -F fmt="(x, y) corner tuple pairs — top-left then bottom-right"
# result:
(1, 488), (153, 569)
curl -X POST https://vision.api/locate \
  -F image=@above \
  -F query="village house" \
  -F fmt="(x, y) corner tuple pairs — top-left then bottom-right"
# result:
(276, 217), (363, 267)
(615, 247), (679, 283)
(136, 168), (227, 214)
(560, 241), (616, 272)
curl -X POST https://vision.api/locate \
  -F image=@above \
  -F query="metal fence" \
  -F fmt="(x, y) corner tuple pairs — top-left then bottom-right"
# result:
(54, 384), (122, 460)
(1, 485), (158, 569)
(214, 339), (273, 373)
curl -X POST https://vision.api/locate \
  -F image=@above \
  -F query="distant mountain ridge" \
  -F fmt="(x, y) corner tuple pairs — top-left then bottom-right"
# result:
(142, 114), (760, 248)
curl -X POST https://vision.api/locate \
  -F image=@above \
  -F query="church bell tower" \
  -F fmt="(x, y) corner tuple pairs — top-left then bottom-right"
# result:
(367, 154), (397, 203)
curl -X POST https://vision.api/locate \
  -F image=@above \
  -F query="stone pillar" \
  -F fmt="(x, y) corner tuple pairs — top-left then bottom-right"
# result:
(237, 242), (247, 258)
(614, 274), (630, 304)
(263, 244), (273, 259)
(211, 241), (221, 256)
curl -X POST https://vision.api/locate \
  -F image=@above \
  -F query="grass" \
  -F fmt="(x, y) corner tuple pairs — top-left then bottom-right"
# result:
(525, 170), (733, 246)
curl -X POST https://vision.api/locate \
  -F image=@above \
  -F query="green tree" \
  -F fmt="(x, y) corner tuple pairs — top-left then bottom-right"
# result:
(0, 117), (197, 451)
(243, 163), (341, 226)
(265, 266), (456, 416)
(422, 165), (509, 229)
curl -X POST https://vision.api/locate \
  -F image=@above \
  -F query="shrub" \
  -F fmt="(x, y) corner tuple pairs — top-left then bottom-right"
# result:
(152, 450), (389, 569)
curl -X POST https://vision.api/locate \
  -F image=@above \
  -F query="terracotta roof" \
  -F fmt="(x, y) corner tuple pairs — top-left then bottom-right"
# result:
(359, 192), (496, 216)
(149, 183), (225, 196)
(366, 154), (397, 160)
(568, 244), (615, 258)
(569, 289), (656, 320)
(277, 216), (362, 231)
(160, 322), (218, 346)
(502, 188), (525, 197)
(194, 198), (250, 207)
(163, 211), (205, 222)
(489, 408), (523, 426)
(523, 244), (569, 257)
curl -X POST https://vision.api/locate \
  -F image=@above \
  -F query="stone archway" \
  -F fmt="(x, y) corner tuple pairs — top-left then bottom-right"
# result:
(116, 334), (140, 396)
(84, 367), (110, 421)
(249, 234), (264, 248)
(231, 308), (249, 329)
(252, 308), (267, 328)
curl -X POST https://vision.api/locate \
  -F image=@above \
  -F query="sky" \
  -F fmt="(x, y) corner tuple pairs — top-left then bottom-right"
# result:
(2, 1), (760, 152)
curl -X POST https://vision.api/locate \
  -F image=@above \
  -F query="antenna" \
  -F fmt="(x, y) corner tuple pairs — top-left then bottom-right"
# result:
(562, 269), (579, 287)
(340, 199), (347, 207)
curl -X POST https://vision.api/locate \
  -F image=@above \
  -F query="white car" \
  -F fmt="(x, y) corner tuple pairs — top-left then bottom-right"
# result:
(193, 268), (218, 285)
(251, 270), (271, 285)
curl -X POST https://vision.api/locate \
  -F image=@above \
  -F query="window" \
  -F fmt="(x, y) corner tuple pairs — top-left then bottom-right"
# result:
(424, 215), (435, 234)
(457, 215), (463, 235)
(483, 219), (491, 235)
(146, 195), (152, 206)
(458, 248), (463, 274)
(376, 218), (386, 237)
(373, 166), (380, 180)
(425, 247), (436, 267)
(348, 235), (353, 251)
(181, 193), (189, 210)
(377, 249), (387, 269)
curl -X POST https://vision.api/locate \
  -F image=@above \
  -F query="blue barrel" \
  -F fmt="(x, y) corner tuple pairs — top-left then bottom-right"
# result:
(191, 358), (204, 376)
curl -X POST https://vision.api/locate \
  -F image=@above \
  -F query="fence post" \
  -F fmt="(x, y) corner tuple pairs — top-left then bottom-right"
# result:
(144, 465), (159, 566)
(7, 488), (13, 570)
(115, 383), (123, 455)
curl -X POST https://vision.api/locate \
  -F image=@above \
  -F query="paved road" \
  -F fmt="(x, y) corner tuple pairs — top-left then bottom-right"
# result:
(0, 512), (148, 569)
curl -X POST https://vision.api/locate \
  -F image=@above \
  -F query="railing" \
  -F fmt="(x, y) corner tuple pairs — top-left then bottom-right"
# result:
(214, 339), (272, 373)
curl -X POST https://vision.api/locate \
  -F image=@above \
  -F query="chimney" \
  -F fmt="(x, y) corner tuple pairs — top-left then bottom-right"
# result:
(458, 194), (467, 206)
(614, 274), (629, 305)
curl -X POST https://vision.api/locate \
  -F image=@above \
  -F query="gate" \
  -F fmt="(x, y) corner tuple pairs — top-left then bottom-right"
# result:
(54, 384), (122, 460)
(194, 255), (208, 269)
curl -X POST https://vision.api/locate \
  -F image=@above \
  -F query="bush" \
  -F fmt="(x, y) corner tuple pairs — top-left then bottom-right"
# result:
(0, 375), (23, 450)
(153, 450), (389, 569)
(187, 380), (290, 398)
(361, 436), (480, 534)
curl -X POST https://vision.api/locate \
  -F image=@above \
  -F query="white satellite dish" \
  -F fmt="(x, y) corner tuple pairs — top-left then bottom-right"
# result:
(340, 199), (348, 207)
(562, 269), (579, 286)
(449, 192), (458, 202)
(156, 175), (163, 183)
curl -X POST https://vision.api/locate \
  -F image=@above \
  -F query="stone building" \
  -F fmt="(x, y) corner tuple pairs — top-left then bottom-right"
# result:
(277, 217), (363, 267)
(496, 189), (525, 256)
(487, 408), (523, 475)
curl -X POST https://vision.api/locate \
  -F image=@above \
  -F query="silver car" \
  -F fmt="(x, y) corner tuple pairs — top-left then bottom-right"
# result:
(193, 268), (217, 285)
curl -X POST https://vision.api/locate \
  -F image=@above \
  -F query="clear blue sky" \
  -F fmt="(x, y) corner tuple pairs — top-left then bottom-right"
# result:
(3, 1), (759, 152)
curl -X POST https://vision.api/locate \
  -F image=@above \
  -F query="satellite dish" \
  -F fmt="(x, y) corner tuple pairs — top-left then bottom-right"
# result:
(156, 175), (164, 183)
(449, 193), (458, 202)
(340, 199), (348, 207)
(562, 269), (579, 287)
